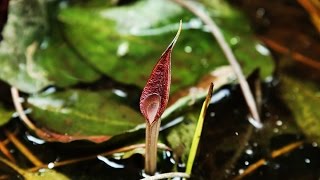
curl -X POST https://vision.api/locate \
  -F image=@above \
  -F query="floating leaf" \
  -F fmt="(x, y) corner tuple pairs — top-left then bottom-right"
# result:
(27, 89), (144, 142)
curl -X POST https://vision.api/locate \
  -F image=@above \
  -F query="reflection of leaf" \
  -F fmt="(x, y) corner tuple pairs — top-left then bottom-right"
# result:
(27, 89), (144, 141)
(59, 0), (274, 93)
(280, 74), (320, 144)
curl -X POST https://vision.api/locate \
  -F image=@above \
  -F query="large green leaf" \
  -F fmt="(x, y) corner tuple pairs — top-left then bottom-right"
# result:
(27, 89), (144, 138)
(58, 0), (274, 93)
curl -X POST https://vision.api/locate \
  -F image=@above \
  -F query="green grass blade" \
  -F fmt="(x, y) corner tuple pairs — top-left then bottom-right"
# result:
(186, 83), (214, 175)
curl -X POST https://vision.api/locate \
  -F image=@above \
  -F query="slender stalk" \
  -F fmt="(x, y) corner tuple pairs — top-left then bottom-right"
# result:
(11, 87), (36, 130)
(145, 120), (161, 175)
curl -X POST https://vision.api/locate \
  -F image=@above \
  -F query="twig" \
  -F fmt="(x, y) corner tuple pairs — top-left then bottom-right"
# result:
(234, 141), (303, 180)
(0, 140), (16, 163)
(10, 87), (36, 130)
(259, 36), (320, 70)
(172, 0), (262, 128)
(140, 172), (190, 180)
(28, 143), (170, 172)
(297, 0), (320, 33)
(4, 130), (43, 167)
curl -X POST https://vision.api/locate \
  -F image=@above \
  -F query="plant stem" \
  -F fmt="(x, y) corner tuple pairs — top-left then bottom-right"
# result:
(145, 120), (161, 175)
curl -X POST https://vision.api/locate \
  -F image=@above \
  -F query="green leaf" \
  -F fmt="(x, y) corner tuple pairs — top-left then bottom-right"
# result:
(0, 0), (51, 93)
(27, 89), (144, 139)
(58, 0), (274, 93)
(280, 74), (320, 144)
(0, 0), (101, 93)
(186, 83), (213, 175)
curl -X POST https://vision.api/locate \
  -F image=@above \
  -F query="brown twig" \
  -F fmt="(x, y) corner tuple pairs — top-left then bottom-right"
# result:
(234, 141), (303, 180)
(28, 143), (170, 172)
(0, 140), (16, 163)
(4, 130), (43, 167)
(172, 0), (262, 128)
(297, 0), (320, 33)
(259, 37), (320, 70)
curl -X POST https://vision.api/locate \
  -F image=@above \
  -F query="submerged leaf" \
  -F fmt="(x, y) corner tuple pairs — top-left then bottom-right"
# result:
(140, 22), (181, 125)
(27, 89), (144, 142)
(280, 73), (320, 144)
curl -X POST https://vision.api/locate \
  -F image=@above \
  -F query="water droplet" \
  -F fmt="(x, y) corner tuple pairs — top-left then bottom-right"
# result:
(246, 149), (253, 155)
(305, 158), (311, 164)
(276, 120), (283, 126)
(255, 43), (270, 56)
(188, 18), (203, 29)
(184, 46), (192, 53)
(210, 112), (215, 117)
(244, 161), (249, 166)
(230, 36), (240, 46)
(48, 162), (55, 169)
(117, 41), (129, 57)
(312, 142), (318, 147)
(112, 89), (127, 98)
(238, 169), (244, 174)
(235, 132), (239, 136)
